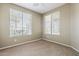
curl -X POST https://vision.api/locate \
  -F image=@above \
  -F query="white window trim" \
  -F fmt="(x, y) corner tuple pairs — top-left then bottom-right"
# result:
(44, 11), (60, 35)
(10, 8), (32, 37)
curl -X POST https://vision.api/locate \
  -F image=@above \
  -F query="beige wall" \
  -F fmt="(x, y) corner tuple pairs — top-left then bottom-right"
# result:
(43, 4), (79, 52)
(70, 3), (79, 51)
(0, 4), (2, 47)
(0, 3), (79, 52)
(43, 4), (71, 46)
(0, 3), (42, 48)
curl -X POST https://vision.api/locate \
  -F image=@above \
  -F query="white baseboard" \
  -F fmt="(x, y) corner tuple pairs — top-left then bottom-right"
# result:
(71, 46), (79, 53)
(0, 38), (79, 53)
(0, 38), (41, 50)
(43, 38), (71, 48)
(43, 38), (79, 52)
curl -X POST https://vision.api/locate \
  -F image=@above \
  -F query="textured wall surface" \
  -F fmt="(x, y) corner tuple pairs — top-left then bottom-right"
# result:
(0, 3), (42, 48)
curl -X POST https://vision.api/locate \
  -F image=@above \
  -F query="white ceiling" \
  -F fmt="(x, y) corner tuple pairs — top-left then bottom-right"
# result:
(15, 3), (65, 14)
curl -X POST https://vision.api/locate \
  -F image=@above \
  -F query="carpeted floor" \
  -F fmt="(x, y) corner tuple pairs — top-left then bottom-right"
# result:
(0, 40), (79, 56)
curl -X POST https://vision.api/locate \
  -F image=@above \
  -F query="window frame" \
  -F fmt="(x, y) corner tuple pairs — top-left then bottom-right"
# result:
(10, 8), (32, 37)
(43, 11), (60, 35)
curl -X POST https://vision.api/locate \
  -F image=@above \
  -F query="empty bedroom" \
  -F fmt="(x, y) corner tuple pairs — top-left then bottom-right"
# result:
(0, 3), (79, 56)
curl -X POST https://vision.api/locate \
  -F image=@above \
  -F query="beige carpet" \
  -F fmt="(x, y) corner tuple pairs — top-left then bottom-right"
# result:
(0, 40), (79, 56)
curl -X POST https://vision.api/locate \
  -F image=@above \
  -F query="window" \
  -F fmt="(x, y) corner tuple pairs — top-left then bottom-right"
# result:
(52, 11), (60, 35)
(23, 12), (32, 35)
(44, 15), (51, 34)
(44, 11), (60, 35)
(10, 8), (32, 37)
